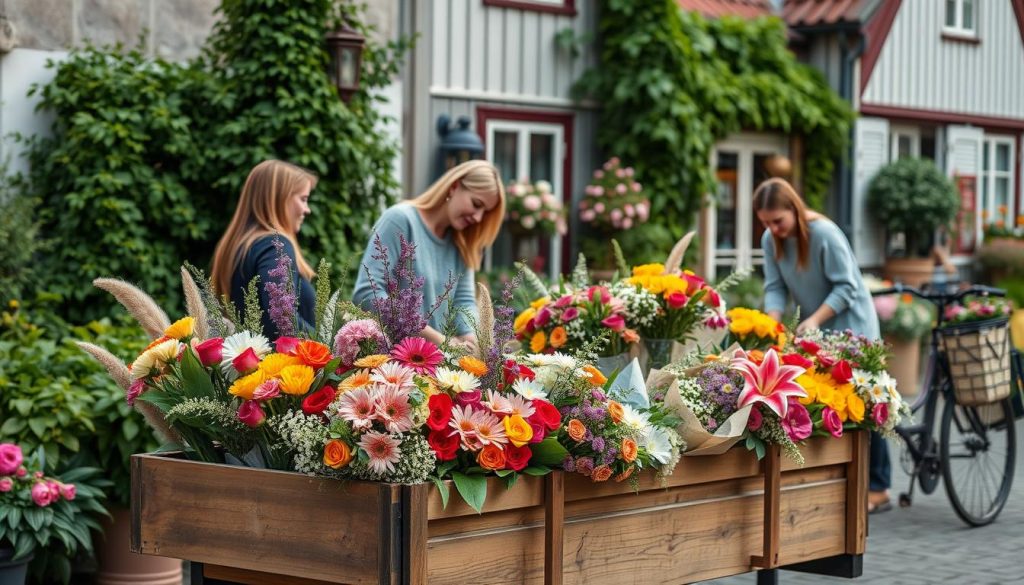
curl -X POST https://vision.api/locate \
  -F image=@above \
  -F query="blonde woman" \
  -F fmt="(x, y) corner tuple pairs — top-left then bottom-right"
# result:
(211, 160), (318, 339)
(353, 160), (506, 352)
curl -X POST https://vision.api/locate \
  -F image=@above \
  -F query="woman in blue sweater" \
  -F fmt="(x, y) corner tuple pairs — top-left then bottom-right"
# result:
(754, 178), (890, 513)
(353, 160), (506, 354)
(211, 160), (317, 339)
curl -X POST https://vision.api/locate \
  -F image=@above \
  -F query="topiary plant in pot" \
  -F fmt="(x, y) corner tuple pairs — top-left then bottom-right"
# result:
(867, 158), (959, 286)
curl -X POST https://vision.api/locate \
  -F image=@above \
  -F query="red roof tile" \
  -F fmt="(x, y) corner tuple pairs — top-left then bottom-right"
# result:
(677, 0), (774, 19)
(782, 0), (865, 28)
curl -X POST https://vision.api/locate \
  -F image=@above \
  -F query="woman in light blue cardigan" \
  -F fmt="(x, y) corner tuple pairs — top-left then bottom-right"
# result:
(353, 161), (506, 354)
(754, 178), (890, 513)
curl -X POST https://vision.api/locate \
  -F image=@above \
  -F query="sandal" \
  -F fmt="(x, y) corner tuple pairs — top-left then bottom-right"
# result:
(868, 499), (893, 514)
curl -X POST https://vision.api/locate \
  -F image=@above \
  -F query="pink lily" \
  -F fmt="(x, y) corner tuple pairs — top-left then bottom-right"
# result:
(731, 348), (807, 418)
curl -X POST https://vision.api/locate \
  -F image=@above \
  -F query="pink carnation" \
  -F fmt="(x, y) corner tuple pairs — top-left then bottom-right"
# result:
(334, 319), (388, 367)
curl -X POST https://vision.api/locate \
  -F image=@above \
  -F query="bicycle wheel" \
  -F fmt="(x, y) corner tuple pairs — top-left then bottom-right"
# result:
(940, 396), (1016, 526)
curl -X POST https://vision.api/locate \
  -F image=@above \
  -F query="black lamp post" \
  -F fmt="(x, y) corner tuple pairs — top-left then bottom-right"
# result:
(326, 21), (365, 103)
(436, 115), (484, 179)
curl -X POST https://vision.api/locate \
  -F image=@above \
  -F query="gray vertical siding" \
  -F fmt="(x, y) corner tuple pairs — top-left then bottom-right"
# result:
(863, 0), (1024, 119)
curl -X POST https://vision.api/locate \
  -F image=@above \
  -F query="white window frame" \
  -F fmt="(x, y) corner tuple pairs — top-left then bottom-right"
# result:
(980, 135), (1016, 230)
(890, 125), (921, 161)
(944, 0), (978, 37)
(484, 119), (565, 278)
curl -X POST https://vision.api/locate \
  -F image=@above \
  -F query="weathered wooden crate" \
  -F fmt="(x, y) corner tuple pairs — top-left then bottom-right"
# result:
(131, 431), (867, 585)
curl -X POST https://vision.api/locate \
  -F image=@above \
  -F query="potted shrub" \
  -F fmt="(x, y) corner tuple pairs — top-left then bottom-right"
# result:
(867, 158), (959, 286)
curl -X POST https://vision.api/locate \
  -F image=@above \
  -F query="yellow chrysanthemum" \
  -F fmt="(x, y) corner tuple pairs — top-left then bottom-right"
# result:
(339, 369), (373, 393)
(514, 308), (536, 334)
(847, 393), (866, 423)
(279, 364), (315, 395)
(458, 356), (488, 377)
(529, 297), (551, 310)
(661, 275), (689, 296)
(631, 263), (665, 277)
(530, 331), (547, 353)
(164, 316), (195, 340)
(229, 370), (267, 400)
(354, 354), (390, 369)
(258, 353), (302, 377)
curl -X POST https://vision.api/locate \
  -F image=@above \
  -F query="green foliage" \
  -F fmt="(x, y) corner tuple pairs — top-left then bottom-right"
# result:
(0, 297), (155, 508)
(24, 1), (408, 323)
(720, 273), (764, 311)
(580, 223), (678, 270)
(866, 158), (959, 256)
(575, 2), (853, 237)
(0, 178), (46, 303)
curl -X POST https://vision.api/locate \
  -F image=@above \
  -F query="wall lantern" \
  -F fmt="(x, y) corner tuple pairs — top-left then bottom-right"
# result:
(436, 115), (484, 178)
(764, 154), (793, 179)
(326, 20), (365, 103)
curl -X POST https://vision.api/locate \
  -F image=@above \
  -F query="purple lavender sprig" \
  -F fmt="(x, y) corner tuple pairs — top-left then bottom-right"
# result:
(265, 237), (298, 337)
(363, 234), (429, 347)
(481, 272), (522, 390)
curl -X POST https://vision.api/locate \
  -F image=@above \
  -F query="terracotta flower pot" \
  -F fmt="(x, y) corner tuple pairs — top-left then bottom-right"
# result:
(883, 257), (934, 288)
(884, 335), (922, 397)
(95, 507), (182, 585)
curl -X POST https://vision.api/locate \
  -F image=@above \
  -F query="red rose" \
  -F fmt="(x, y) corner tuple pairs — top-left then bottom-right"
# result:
(831, 360), (853, 384)
(683, 273), (705, 295)
(301, 385), (337, 417)
(232, 347), (260, 373)
(527, 418), (546, 443)
(427, 393), (454, 431)
(428, 430), (460, 461)
(703, 287), (722, 308)
(666, 292), (689, 309)
(601, 314), (626, 332)
(505, 444), (532, 471)
(817, 351), (837, 368)
(532, 399), (562, 431)
(782, 353), (814, 370)
(237, 400), (265, 428)
(275, 336), (300, 355)
(194, 337), (224, 366)
(798, 340), (821, 355)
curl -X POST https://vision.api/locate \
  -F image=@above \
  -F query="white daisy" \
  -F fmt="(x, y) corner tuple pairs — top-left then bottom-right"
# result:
(619, 403), (650, 432)
(512, 378), (548, 400)
(642, 426), (674, 465)
(221, 331), (272, 379)
(434, 367), (480, 393)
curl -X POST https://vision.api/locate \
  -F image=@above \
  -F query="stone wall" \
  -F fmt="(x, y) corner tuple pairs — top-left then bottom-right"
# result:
(1, 0), (397, 61)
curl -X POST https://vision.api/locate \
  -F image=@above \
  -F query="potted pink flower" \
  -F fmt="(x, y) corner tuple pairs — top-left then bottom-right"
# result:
(578, 158), (650, 233)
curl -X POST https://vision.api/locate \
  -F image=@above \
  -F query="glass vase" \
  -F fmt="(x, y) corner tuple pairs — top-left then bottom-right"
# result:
(644, 338), (675, 371)
(595, 352), (631, 377)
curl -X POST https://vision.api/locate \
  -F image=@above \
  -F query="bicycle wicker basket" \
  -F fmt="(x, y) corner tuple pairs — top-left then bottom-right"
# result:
(938, 316), (1012, 406)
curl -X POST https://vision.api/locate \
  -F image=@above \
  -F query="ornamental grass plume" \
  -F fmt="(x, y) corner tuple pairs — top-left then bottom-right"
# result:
(663, 231), (696, 275)
(93, 277), (171, 338)
(181, 266), (210, 341)
(475, 282), (495, 360)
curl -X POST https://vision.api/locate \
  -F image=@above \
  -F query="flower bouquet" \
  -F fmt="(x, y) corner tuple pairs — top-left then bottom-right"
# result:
(724, 307), (787, 351)
(943, 296), (1013, 325)
(0, 443), (107, 583)
(578, 157), (650, 232)
(505, 179), (567, 237)
(874, 292), (934, 342)
(514, 284), (639, 358)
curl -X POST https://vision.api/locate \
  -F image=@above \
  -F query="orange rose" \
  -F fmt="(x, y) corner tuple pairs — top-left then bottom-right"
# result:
(607, 401), (625, 424)
(582, 365), (607, 386)
(591, 465), (613, 482)
(549, 326), (568, 349)
(477, 444), (507, 471)
(622, 328), (640, 344)
(458, 356), (488, 377)
(621, 438), (638, 463)
(323, 439), (353, 469)
(296, 340), (333, 369)
(567, 419), (587, 443)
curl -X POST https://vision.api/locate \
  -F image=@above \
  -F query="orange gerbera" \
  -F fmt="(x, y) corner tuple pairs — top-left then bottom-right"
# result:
(567, 419), (587, 442)
(549, 326), (568, 349)
(530, 331), (547, 353)
(582, 365), (607, 386)
(339, 369), (373, 393)
(354, 354), (390, 369)
(458, 356), (488, 377)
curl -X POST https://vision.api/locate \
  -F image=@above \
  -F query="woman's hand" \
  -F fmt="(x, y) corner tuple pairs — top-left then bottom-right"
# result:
(449, 334), (479, 356)
(795, 316), (820, 335)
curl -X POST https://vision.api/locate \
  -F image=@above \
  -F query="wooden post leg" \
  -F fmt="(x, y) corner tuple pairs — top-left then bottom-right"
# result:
(846, 430), (868, 554)
(756, 568), (779, 585)
(750, 444), (781, 569)
(545, 471), (565, 585)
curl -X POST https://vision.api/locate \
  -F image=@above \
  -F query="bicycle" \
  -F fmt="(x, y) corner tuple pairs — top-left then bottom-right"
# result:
(871, 283), (1017, 527)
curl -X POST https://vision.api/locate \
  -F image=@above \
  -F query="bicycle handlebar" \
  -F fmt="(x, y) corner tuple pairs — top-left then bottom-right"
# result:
(871, 283), (1006, 303)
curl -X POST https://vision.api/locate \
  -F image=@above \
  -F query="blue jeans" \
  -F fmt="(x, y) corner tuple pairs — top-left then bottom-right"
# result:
(869, 430), (891, 491)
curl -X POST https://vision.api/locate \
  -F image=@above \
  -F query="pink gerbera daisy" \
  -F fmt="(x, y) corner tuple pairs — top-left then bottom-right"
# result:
(336, 388), (376, 431)
(374, 386), (414, 433)
(372, 361), (416, 389)
(474, 411), (508, 446)
(390, 337), (443, 376)
(449, 405), (486, 451)
(358, 431), (402, 476)
(484, 390), (535, 419)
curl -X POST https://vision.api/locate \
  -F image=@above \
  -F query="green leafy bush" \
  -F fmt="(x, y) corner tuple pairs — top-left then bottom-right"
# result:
(575, 3), (852, 237)
(24, 1), (408, 323)
(0, 181), (46, 302)
(867, 158), (959, 257)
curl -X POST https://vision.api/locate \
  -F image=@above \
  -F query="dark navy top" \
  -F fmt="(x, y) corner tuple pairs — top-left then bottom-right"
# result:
(229, 234), (315, 339)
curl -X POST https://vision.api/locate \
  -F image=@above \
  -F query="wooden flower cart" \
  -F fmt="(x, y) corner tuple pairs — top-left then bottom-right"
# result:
(131, 432), (867, 584)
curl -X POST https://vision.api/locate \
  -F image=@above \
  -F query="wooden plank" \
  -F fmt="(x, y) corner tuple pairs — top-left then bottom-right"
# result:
(427, 475), (545, 519)
(777, 481), (848, 565)
(845, 430), (868, 555)
(203, 564), (336, 585)
(402, 484), (430, 585)
(545, 472), (564, 585)
(427, 522), (546, 583)
(782, 433), (852, 471)
(132, 453), (393, 584)
(751, 444), (782, 569)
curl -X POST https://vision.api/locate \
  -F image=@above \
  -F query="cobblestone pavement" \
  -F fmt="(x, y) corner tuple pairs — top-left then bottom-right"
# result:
(701, 413), (1024, 585)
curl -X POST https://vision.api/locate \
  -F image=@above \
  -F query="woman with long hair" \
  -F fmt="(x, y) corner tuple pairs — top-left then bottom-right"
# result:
(211, 159), (318, 339)
(754, 177), (890, 513)
(352, 160), (506, 353)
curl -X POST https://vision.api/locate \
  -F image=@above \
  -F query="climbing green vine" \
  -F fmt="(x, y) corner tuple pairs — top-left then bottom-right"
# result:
(576, 1), (853, 235)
